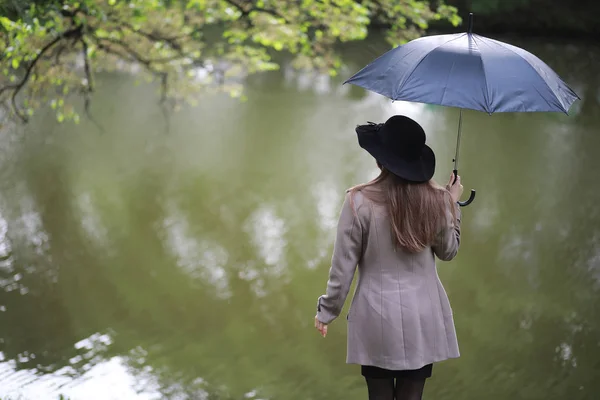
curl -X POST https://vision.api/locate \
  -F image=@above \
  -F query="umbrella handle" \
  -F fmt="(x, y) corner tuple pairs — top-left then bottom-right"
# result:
(458, 190), (476, 207)
(453, 169), (476, 207)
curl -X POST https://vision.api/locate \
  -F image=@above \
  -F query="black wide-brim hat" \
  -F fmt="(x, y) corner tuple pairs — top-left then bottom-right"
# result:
(356, 115), (435, 183)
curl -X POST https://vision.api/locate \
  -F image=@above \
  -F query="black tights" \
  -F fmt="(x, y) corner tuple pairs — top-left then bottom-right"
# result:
(365, 377), (426, 400)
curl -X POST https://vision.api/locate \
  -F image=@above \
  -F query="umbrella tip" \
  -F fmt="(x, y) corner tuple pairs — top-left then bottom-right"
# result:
(468, 13), (474, 34)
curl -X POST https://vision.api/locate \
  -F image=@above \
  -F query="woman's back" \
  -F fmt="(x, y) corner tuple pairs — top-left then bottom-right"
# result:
(352, 187), (456, 286)
(351, 167), (458, 253)
(318, 187), (461, 371)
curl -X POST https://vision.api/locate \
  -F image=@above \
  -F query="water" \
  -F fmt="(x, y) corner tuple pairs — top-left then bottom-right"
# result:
(0, 36), (599, 399)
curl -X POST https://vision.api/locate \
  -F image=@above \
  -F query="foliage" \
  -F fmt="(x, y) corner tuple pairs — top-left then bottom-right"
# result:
(366, 0), (460, 44)
(0, 0), (460, 124)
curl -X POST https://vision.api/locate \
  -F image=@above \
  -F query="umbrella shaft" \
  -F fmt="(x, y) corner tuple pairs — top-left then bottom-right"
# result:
(468, 13), (474, 34)
(453, 108), (463, 173)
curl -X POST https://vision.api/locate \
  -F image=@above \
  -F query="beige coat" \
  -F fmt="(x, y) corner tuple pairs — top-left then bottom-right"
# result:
(316, 188), (461, 371)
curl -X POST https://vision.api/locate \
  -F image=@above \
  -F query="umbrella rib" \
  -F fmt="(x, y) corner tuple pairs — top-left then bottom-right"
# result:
(472, 36), (492, 114)
(493, 41), (568, 113)
(393, 34), (466, 100)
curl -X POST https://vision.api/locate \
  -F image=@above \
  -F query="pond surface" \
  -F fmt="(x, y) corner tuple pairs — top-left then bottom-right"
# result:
(1, 36), (599, 400)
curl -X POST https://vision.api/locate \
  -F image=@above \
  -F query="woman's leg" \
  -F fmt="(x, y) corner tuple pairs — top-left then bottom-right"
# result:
(364, 377), (395, 400)
(394, 378), (426, 400)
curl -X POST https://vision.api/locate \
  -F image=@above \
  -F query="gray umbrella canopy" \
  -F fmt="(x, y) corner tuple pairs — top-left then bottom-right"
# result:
(344, 15), (579, 206)
(345, 31), (579, 114)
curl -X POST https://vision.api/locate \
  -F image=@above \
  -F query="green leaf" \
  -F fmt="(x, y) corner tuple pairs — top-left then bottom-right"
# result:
(95, 28), (110, 38)
(108, 0), (116, 5)
(88, 46), (97, 59)
(132, 8), (146, 22)
(11, 59), (20, 70)
(0, 16), (14, 31)
(186, 0), (206, 9)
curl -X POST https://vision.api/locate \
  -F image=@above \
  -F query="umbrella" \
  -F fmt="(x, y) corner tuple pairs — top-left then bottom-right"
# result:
(345, 13), (580, 206)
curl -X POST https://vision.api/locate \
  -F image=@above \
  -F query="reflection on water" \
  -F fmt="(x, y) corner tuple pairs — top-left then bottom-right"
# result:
(75, 193), (112, 252)
(0, 333), (161, 400)
(0, 37), (599, 399)
(161, 200), (231, 298)
(245, 205), (287, 275)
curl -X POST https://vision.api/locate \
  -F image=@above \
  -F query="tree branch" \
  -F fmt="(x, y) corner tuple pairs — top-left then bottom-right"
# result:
(92, 37), (173, 105)
(95, 36), (182, 67)
(119, 20), (184, 52)
(159, 72), (171, 134)
(223, 0), (288, 22)
(160, 72), (168, 104)
(0, 24), (83, 122)
(104, 11), (190, 52)
(80, 36), (104, 133)
(10, 88), (26, 122)
(115, 20), (206, 68)
(99, 12), (206, 69)
(53, 43), (68, 66)
(91, 39), (135, 64)
(223, 0), (249, 16)
(81, 37), (93, 93)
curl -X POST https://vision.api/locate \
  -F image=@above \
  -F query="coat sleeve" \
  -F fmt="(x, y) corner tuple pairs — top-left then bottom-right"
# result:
(316, 192), (364, 324)
(432, 199), (462, 261)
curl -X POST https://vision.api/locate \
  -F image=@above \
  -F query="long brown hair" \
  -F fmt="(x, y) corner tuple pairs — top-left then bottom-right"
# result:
(350, 166), (455, 253)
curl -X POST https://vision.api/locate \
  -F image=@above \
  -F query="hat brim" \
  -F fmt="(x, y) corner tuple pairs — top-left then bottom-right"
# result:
(358, 130), (435, 183)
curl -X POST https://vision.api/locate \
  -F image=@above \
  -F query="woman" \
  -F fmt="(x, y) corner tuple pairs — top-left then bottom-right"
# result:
(314, 115), (464, 400)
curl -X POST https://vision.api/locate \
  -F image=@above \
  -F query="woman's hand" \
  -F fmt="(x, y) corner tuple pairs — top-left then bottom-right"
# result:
(314, 316), (328, 338)
(446, 172), (464, 203)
